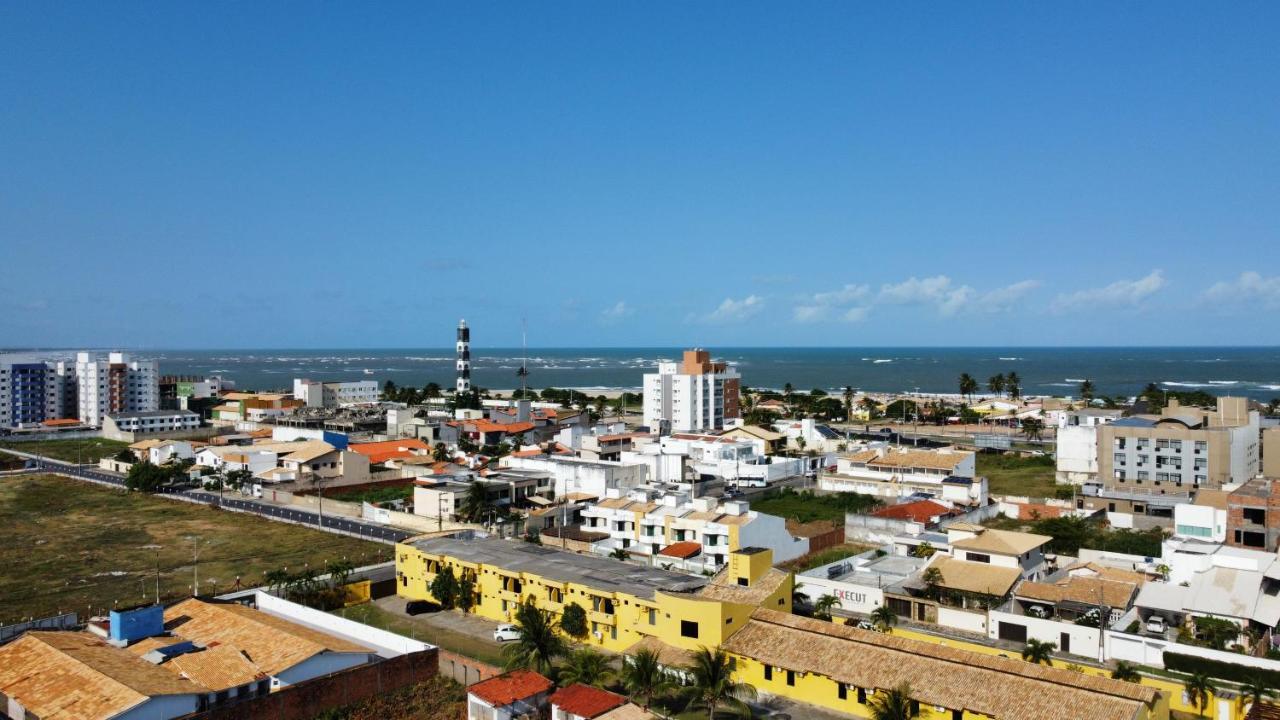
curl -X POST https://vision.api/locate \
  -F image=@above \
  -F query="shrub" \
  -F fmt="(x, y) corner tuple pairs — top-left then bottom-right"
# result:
(560, 602), (588, 638)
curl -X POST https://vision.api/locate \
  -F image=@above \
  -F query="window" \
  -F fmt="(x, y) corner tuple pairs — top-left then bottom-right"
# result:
(764, 665), (773, 681)
(857, 687), (867, 704)
(838, 683), (847, 700)
(1243, 507), (1266, 525)
(681, 620), (699, 639)
(1176, 524), (1212, 538)
(966, 552), (991, 564)
(786, 670), (796, 687)
(737, 577), (749, 587)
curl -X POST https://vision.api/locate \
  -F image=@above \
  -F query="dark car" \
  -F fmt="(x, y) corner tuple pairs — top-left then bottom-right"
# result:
(405, 600), (442, 615)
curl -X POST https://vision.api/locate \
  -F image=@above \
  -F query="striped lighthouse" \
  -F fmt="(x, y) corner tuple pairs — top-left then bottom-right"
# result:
(455, 319), (471, 393)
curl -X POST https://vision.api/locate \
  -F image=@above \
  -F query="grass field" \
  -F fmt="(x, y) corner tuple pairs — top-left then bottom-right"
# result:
(0, 474), (386, 624)
(977, 452), (1062, 499)
(336, 603), (506, 667)
(751, 488), (881, 524)
(0, 437), (130, 463)
(778, 543), (876, 573)
(329, 484), (415, 505)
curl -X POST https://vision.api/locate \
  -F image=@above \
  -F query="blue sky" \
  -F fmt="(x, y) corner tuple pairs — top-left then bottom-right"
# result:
(2, 2), (1277, 349)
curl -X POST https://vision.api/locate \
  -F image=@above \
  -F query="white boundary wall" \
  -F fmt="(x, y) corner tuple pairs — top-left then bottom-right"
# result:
(253, 591), (433, 657)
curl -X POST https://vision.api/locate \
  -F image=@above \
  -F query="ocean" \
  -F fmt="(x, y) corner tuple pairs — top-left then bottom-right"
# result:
(132, 347), (1280, 401)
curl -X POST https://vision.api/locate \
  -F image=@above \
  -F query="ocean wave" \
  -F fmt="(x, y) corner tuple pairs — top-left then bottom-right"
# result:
(1207, 381), (1239, 385)
(872, 359), (893, 364)
(1258, 384), (1280, 391)
(998, 357), (1023, 361)
(1162, 381), (1212, 388)
(1065, 378), (1086, 383)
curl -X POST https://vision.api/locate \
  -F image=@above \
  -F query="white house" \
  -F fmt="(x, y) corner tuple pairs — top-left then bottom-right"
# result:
(945, 524), (1052, 580)
(794, 548), (928, 617)
(294, 378), (380, 408)
(1173, 494), (1228, 543)
(821, 445), (986, 507)
(466, 670), (554, 720)
(130, 439), (195, 465)
(502, 455), (648, 499)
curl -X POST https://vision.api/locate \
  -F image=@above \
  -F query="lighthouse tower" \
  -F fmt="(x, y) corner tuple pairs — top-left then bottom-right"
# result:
(455, 319), (471, 393)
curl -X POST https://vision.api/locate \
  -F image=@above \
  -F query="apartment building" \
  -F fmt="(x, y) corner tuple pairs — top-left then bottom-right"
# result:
(0, 354), (74, 428)
(293, 378), (380, 407)
(1055, 408), (1124, 485)
(1099, 398), (1260, 495)
(396, 532), (791, 653)
(102, 409), (201, 439)
(642, 349), (740, 434)
(820, 445), (986, 507)
(580, 490), (809, 571)
(74, 352), (160, 428)
(503, 454), (648, 499)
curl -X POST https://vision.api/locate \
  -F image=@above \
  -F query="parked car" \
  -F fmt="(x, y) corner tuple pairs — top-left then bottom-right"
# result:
(493, 623), (521, 642)
(405, 600), (441, 616)
(855, 620), (875, 631)
(1027, 605), (1049, 619)
(1146, 616), (1167, 635)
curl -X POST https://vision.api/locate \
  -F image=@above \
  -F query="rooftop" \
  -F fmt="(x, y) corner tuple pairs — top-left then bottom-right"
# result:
(469, 669), (554, 707)
(550, 683), (627, 718)
(407, 534), (707, 598)
(927, 556), (1022, 596)
(804, 553), (927, 591)
(872, 499), (955, 524)
(348, 438), (430, 464)
(721, 609), (1157, 720)
(696, 567), (791, 606)
(950, 528), (1053, 556)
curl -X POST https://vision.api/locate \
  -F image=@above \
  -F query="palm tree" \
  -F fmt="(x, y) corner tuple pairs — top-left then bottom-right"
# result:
(870, 605), (897, 633)
(868, 682), (917, 720)
(460, 481), (491, 523)
(1021, 417), (1045, 442)
(1006, 371), (1022, 400)
(813, 594), (841, 620)
(1186, 672), (1215, 717)
(1079, 379), (1095, 403)
(783, 383), (794, 413)
(263, 568), (290, 595)
(1020, 639), (1055, 666)
(433, 443), (450, 462)
(502, 599), (567, 675)
(791, 582), (810, 609)
(921, 566), (944, 601)
(683, 647), (756, 719)
(609, 548), (630, 561)
(1240, 675), (1273, 713)
(987, 374), (1006, 396)
(1110, 661), (1141, 683)
(843, 386), (855, 421)
(558, 647), (612, 687)
(958, 373), (978, 403)
(622, 648), (677, 710)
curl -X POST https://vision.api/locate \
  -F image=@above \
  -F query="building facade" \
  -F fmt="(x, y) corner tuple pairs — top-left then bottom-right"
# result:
(821, 446), (986, 507)
(293, 378), (379, 407)
(642, 349), (740, 434)
(75, 352), (160, 428)
(0, 355), (74, 428)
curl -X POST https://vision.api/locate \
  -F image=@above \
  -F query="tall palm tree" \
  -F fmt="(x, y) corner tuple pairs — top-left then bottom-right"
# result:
(1006, 371), (1022, 400)
(502, 599), (567, 675)
(987, 374), (1006, 396)
(558, 647), (612, 687)
(783, 383), (794, 413)
(958, 373), (978, 403)
(843, 386), (855, 421)
(1110, 661), (1141, 683)
(263, 568), (290, 595)
(1079, 379), (1095, 403)
(813, 594), (841, 620)
(1021, 418), (1045, 442)
(921, 566), (944, 601)
(622, 648), (677, 710)
(1240, 675), (1273, 713)
(460, 481), (491, 523)
(1186, 672), (1215, 717)
(1020, 639), (1055, 666)
(683, 647), (756, 719)
(791, 582), (810, 609)
(868, 682), (917, 720)
(870, 605), (897, 633)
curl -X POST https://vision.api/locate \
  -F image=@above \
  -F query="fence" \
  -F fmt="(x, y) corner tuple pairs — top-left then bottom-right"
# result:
(0, 612), (78, 645)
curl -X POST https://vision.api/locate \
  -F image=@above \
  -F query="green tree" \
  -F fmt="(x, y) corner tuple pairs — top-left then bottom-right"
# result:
(114, 447), (136, 463)
(871, 605), (897, 633)
(1006, 371), (1022, 400)
(1020, 639), (1055, 666)
(1194, 616), (1238, 650)
(860, 396), (882, 419)
(1186, 672), (1216, 717)
(433, 443), (451, 462)
(987, 374), (1006, 396)
(558, 647), (612, 687)
(683, 647), (757, 719)
(429, 566), (460, 609)
(125, 461), (168, 492)
(503, 599), (567, 675)
(1110, 661), (1141, 682)
(560, 602), (588, 638)
(911, 542), (936, 558)
(921, 566), (944, 601)
(263, 568), (290, 595)
(460, 481), (491, 523)
(382, 380), (397, 400)
(1079, 379), (1095, 403)
(958, 373), (978, 403)
(457, 577), (476, 612)
(622, 648), (677, 710)
(1021, 417), (1045, 442)
(813, 594), (841, 620)
(609, 548), (631, 561)
(1240, 676), (1273, 713)
(424, 382), (442, 400)
(868, 682), (918, 720)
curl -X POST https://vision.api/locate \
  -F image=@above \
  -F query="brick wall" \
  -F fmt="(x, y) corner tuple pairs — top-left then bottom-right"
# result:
(802, 526), (846, 555)
(175, 648), (439, 720)
(437, 649), (501, 686)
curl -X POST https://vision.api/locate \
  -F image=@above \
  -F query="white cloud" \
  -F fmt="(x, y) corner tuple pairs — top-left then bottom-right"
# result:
(877, 276), (957, 306)
(792, 305), (827, 323)
(600, 300), (632, 322)
(842, 306), (871, 322)
(794, 276), (1037, 322)
(1202, 272), (1280, 308)
(1051, 270), (1166, 313)
(812, 284), (871, 306)
(693, 295), (764, 324)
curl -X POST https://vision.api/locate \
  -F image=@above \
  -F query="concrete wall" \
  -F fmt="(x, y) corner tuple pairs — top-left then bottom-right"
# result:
(101, 425), (227, 443)
(988, 609), (1102, 660)
(253, 591), (431, 657)
(938, 606), (988, 634)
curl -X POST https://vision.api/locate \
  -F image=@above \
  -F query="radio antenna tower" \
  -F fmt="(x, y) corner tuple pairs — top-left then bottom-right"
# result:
(516, 318), (530, 396)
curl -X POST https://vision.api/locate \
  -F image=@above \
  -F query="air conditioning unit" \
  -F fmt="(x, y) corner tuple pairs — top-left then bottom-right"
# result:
(593, 631), (603, 639)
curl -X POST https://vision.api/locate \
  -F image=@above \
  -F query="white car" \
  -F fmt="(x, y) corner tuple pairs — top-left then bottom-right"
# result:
(1146, 616), (1167, 635)
(493, 624), (521, 642)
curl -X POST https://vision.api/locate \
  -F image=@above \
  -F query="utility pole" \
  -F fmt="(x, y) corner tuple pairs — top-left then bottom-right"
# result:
(188, 536), (205, 597)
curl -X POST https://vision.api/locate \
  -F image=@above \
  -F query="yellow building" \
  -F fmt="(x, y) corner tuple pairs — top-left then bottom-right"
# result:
(395, 532), (791, 654)
(723, 610), (1168, 720)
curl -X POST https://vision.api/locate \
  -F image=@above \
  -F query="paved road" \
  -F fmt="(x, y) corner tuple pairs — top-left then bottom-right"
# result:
(7, 450), (412, 544)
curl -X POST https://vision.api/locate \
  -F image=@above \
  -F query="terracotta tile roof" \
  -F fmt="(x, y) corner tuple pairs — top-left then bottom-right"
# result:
(163, 599), (371, 677)
(658, 541), (702, 559)
(550, 683), (627, 718)
(697, 568), (790, 606)
(166, 644), (267, 690)
(720, 424), (783, 441)
(0, 631), (204, 720)
(1016, 575), (1139, 609)
(872, 500), (954, 524)
(468, 669), (553, 707)
(598, 704), (659, 720)
(468, 420), (535, 435)
(864, 449), (972, 471)
(349, 438), (430, 464)
(41, 418), (83, 427)
(511, 448), (545, 457)
(722, 610), (1157, 720)
(625, 636), (695, 668)
(951, 528), (1052, 556)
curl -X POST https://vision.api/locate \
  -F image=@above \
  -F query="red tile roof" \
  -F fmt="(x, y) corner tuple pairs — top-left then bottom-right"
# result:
(551, 684), (627, 718)
(468, 420), (536, 435)
(40, 418), (82, 427)
(657, 541), (702, 559)
(871, 500), (953, 524)
(468, 670), (553, 707)
(348, 438), (430, 464)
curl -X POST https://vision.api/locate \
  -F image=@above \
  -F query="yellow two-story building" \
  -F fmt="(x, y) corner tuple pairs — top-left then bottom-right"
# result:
(396, 531), (791, 654)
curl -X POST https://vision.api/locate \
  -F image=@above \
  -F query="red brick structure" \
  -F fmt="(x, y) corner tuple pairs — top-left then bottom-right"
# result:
(1226, 478), (1280, 551)
(175, 648), (439, 720)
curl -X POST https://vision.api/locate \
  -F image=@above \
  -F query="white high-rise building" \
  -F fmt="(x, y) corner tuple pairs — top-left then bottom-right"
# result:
(642, 349), (741, 435)
(456, 319), (471, 393)
(74, 351), (159, 427)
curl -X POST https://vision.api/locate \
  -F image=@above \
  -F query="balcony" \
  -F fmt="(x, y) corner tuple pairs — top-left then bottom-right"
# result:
(588, 611), (616, 626)
(498, 589), (522, 603)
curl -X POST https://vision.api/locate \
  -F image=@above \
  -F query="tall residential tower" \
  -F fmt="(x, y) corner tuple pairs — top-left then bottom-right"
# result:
(643, 349), (741, 434)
